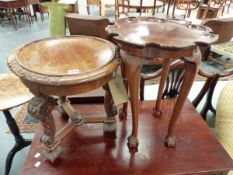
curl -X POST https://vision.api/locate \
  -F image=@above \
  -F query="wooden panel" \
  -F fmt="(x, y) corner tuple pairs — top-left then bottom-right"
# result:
(20, 100), (233, 175)
(16, 36), (115, 76)
(0, 74), (33, 110)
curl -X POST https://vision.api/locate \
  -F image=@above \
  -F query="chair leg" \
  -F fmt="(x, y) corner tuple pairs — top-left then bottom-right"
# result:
(153, 59), (171, 117)
(87, 6), (90, 15)
(192, 76), (214, 108)
(3, 110), (31, 175)
(8, 9), (17, 30)
(140, 77), (145, 101)
(119, 56), (128, 120)
(32, 4), (38, 21)
(227, 4), (230, 13)
(200, 75), (219, 120)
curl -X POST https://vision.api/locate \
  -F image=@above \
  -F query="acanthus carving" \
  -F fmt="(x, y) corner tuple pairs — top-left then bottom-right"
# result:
(103, 84), (118, 118)
(28, 96), (56, 147)
(8, 59), (62, 86)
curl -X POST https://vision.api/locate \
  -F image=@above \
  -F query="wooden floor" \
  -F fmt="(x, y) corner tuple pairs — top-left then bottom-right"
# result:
(20, 100), (233, 175)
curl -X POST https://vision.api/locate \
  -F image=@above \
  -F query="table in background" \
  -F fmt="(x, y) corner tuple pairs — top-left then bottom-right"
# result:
(32, 0), (78, 17)
(0, 0), (32, 29)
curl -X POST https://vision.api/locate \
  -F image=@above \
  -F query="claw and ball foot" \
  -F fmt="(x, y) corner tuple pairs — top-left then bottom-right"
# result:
(164, 136), (177, 147)
(119, 107), (127, 120)
(127, 135), (139, 152)
(153, 107), (162, 117)
(41, 146), (63, 163)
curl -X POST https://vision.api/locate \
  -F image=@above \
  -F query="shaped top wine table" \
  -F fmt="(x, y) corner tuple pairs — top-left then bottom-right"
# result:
(106, 17), (218, 150)
(7, 36), (119, 162)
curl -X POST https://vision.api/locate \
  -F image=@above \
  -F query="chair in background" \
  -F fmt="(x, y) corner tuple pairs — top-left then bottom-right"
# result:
(222, 0), (232, 14)
(140, 60), (185, 116)
(196, 0), (224, 19)
(65, 13), (111, 39)
(175, 0), (200, 18)
(114, 0), (164, 19)
(86, 0), (102, 16)
(65, 13), (117, 122)
(0, 73), (33, 175)
(28, 0), (44, 21)
(215, 81), (233, 175)
(192, 17), (233, 120)
(0, 0), (32, 29)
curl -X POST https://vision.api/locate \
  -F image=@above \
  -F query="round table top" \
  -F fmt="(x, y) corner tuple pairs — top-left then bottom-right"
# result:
(106, 17), (218, 50)
(8, 36), (119, 90)
(15, 36), (116, 76)
(0, 74), (33, 110)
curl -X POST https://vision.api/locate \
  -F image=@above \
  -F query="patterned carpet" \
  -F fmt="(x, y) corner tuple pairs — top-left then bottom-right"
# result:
(14, 103), (38, 133)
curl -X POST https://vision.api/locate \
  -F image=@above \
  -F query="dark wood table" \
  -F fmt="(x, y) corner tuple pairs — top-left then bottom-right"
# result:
(20, 100), (233, 175)
(0, 0), (31, 29)
(106, 17), (218, 151)
(8, 36), (119, 162)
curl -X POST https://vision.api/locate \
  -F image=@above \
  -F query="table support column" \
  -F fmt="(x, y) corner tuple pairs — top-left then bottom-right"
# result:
(3, 110), (31, 175)
(165, 48), (201, 147)
(120, 51), (145, 151)
(28, 95), (62, 162)
(119, 57), (128, 120)
(153, 59), (171, 117)
(103, 84), (118, 132)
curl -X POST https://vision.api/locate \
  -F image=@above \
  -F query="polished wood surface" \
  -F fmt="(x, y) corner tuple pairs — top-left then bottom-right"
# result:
(20, 100), (233, 175)
(15, 36), (115, 76)
(106, 17), (218, 151)
(65, 13), (111, 40)
(106, 17), (218, 50)
(8, 36), (119, 96)
(0, 73), (33, 110)
(8, 35), (119, 162)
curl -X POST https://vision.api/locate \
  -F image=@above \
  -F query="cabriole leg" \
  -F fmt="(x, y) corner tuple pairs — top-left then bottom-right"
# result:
(165, 48), (201, 147)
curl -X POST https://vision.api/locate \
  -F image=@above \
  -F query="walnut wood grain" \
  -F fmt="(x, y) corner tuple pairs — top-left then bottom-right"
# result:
(7, 36), (119, 161)
(15, 36), (115, 76)
(106, 17), (218, 150)
(20, 101), (233, 175)
(106, 17), (218, 51)
(0, 73), (33, 110)
(8, 36), (119, 96)
(65, 13), (111, 40)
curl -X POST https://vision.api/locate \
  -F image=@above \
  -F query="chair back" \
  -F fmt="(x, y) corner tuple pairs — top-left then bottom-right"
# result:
(86, 0), (102, 15)
(202, 17), (233, 43)
(115, 0), (160, 19)
(115, 0), (130, 19)
(87, 0), (101, 5)
(65, 13), (110, 39)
